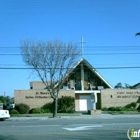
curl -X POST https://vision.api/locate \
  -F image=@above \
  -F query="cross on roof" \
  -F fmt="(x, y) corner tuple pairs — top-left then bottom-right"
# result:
(79, 37), (86, 58)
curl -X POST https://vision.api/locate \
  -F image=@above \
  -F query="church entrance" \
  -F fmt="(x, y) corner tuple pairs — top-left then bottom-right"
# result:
(79, 95), (93, 111)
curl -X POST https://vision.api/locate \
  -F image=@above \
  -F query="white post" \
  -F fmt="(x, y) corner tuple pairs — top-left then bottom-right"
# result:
(91, 92), (97, 110)
(81, 63), (84, 90)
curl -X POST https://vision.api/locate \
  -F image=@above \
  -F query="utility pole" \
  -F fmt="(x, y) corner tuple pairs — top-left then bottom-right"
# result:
(79, 37), (86, 58)
(3, 92), (5, 97)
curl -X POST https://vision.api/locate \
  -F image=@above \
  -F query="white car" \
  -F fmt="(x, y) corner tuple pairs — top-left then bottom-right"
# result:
(0, 110), (10, 121)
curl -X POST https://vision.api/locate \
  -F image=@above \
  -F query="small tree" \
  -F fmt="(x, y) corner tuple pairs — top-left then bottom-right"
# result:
(20, 39), (79, 117)
(0, 96), (13, 104)
(114, 82), (123, 89)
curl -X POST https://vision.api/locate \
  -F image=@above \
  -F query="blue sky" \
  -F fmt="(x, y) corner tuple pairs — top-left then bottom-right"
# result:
(0, 0), (140, 97)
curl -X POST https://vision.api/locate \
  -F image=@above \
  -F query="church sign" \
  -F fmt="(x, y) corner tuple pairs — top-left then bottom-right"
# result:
(117, 91), (140, 98)
(101, 89), (140, 108)
(25, 92), (51, 99)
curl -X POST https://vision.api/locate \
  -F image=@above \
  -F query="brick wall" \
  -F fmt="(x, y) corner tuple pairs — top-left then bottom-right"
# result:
(14, 89), (75, 109)
(30, 81), (46, 89)
(101, 89), (140, 108)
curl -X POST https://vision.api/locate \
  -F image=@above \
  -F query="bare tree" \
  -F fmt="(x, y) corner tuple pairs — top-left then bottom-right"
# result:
(20, 39), (79, 117)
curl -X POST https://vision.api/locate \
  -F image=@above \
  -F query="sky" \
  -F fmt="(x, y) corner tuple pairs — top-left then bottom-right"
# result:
(0, 0), (140, 97)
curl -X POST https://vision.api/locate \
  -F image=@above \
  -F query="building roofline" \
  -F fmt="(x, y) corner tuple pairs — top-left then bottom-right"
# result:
(65, 58), (113, 89)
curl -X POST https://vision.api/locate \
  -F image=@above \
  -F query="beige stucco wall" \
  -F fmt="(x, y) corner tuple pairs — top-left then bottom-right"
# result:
(15, 88), (140, 111)
(101, 89), (140, 108)
(30, 81), (46, 89)
(14, 89), (75, 109)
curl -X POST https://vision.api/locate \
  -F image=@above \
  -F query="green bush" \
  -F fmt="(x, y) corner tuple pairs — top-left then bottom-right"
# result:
(103, 103), (138, 112)
(15, 103), (30, 114)
(58, 96), (75, 113)
(30, 108), (42, 114)
(125, 104), (131, 108)
(125, 102), (137, 109)
(101, 107), (108, 111)
(29, 108), (51, 114)
(120, 107), (129, 111)
(130, 102), (137, 108)
(108, 107), (116, 111)
(42, 102), (53, 113)
(41, 96), (75, 113)
(108, 107), (123, 111)
(115, 107), (123, 111)
(42, 109), (51, 113)
(10, 109), (19, 114)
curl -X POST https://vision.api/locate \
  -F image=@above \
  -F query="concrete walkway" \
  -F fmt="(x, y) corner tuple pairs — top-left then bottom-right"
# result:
(7, 114), (140, 121)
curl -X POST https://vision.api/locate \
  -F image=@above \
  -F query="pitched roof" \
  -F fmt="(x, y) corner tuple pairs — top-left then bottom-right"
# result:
(133, 82), (140, 89)
(66, 58), (113, 89)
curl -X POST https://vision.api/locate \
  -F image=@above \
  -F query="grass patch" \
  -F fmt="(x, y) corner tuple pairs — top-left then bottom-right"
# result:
(10, 113), (80, 117)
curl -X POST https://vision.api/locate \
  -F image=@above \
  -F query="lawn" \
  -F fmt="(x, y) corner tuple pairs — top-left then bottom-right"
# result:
(10, 112), (80, 117)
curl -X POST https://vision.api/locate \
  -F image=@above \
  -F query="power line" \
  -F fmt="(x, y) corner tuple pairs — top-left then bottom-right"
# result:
(0, 66), (140, 70)
(0, 46), (140, 48)
(0, 53), (140, 55)
(1, 62), (140, 66)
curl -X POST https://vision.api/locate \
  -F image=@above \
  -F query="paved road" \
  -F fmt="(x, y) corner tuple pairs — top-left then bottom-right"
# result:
(0, 114), (140, 140)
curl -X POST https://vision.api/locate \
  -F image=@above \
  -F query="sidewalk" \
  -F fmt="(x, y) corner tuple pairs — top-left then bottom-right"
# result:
(8, 113), (140, 121)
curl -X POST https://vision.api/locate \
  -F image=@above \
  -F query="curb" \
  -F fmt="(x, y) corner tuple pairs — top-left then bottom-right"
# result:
(7, 114), (140, 121)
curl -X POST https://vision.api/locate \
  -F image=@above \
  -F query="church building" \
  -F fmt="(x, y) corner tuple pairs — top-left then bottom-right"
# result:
(14, 58), (113, 112)
(14, 36), (140, 113)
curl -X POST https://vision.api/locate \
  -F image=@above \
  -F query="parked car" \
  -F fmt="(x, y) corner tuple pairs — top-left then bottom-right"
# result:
(0, 103), (10, 121)
(0, 110), (10, 121)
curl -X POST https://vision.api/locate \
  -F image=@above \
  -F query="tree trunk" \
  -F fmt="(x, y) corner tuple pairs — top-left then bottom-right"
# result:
(53, 98), (58, 118)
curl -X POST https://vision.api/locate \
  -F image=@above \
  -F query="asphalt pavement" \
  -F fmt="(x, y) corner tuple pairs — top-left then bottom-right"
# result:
(2, 114), (140, 140)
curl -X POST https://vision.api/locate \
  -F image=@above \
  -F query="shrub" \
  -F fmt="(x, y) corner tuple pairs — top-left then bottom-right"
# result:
(120, 107), (129, 111)
(42, 102), (53, 113)
(30, 108), (42, 114)
(101, 107), (108, 111)
(103, 104), (138, 112)
(125, 104), (131, 108)
(42, 109), (51, 113)
(108, 107), (116, 111)
(115, 106), (123, 111)
(10, 109), (19, 114)
(41, 96), (75, 113)
(130, 102), (137, 109)
(125, 102), (137, 109)
(29, 108), (51, 114)
(58, 96), (75, 113)
(15, 103), (30, 114)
